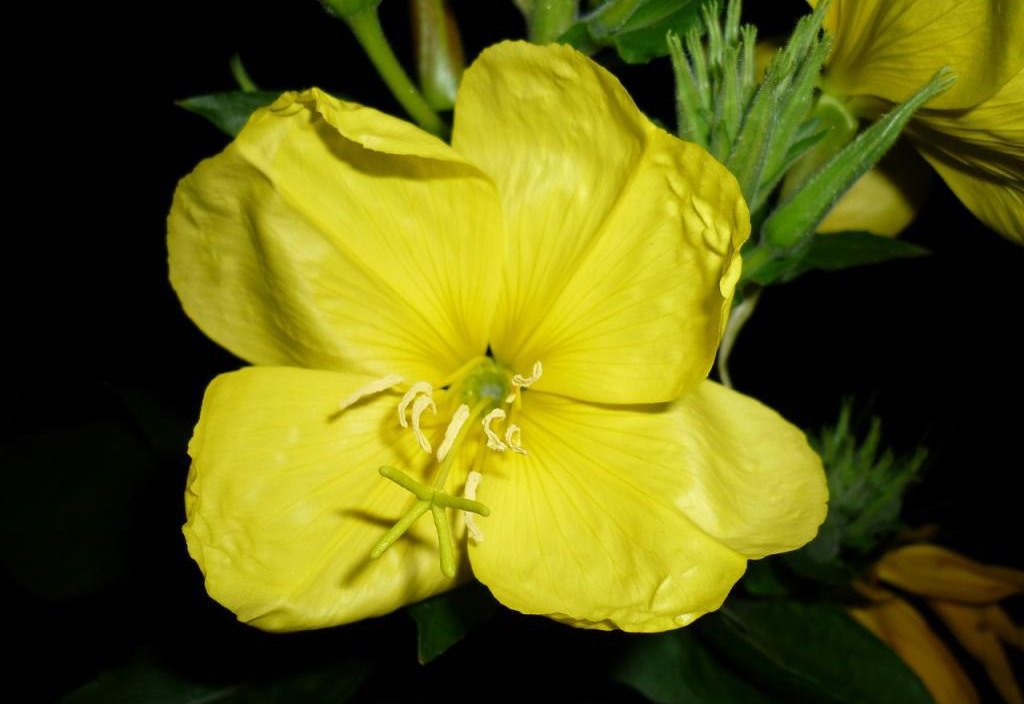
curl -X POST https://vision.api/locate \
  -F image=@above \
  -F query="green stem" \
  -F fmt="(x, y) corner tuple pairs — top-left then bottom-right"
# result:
(229, 54), (257, 93)
(529, 0), (577, 44)
(345, 6), (445, 135)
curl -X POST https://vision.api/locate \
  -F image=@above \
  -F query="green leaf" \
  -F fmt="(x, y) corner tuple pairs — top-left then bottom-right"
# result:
(177, 91), (282, 137)
(700, 601), (934, 704)
(560, 0), (703, 64)
(408, 581), (498, 664)
(613, 627), (781, 704)
(0, 419), (156, 600)
(746, 231), (929, 285)
(62, 657), (371, 704)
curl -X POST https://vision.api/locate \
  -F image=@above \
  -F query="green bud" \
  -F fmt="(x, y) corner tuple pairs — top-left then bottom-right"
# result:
(412, 0), (465, 111)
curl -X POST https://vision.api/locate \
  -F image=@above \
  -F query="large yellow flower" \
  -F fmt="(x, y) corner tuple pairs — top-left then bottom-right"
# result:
(168, 41), (827, 634)
(811, 0), (1024, 243)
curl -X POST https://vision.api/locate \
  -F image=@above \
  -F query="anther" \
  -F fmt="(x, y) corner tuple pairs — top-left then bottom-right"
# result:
(505, 424), (527, 455)
(464, 471), (485, 543)
(338, 374), (403, 412)
(410, 395), (436, 454)
(397, 381), (433, 427)
(437, 404), (470, 462)
(512, 361), (543, 388)
(482, 409), (508, 452)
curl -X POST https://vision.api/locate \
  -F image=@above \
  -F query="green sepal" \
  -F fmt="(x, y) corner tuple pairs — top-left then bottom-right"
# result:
(177, 91), (282, 137)
(762, 67), (955, 251)
(743, 231), (929, 286)
(560, 0), (703, 64)
(699, 601), (935, 704)
(408, 582), (499, 664)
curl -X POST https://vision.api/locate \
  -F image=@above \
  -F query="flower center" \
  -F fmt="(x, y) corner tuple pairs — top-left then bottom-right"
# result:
(334, 357), (542, 577)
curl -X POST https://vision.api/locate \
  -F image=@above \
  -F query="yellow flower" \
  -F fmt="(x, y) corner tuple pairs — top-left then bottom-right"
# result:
(168, 41), (827, 633)
(810, 0), (1024, 243)
(852, 544), (1024, 704)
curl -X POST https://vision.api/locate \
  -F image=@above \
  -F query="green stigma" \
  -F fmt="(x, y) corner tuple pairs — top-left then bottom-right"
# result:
(370, 465), (490, 578)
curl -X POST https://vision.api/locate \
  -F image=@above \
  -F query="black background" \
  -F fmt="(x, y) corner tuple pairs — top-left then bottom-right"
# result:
(7, 1), (1022, 701)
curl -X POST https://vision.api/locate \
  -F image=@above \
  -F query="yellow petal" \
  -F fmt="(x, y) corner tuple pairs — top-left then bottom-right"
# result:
(817, 142), (932, 237)
(875, 544), (1024, 603)
(452, 42), (749, 404)
(931, 600), (1024, 704)
(169, 89), (503, 383)
(184, 366), (465, 631)
(814, 0), (1024, 110)
(468, 383), (825, 631)
(911, 68), (1024, 244)
(924, 165), (1024, 244)
(666, 381), (828, 559)
(849, 595), (980, 704)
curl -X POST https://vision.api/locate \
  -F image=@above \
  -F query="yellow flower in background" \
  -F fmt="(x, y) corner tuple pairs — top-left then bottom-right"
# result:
(810, 0), (1024, 243)
(852, 544), (1024, 704)
(168, 41), (827, 633)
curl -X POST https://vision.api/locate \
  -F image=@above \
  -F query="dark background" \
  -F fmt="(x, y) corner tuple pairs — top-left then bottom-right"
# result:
(7, 1), (1022, 701)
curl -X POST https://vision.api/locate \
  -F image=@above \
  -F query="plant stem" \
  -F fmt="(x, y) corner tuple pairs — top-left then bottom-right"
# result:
(529, 0), (577, 44)
(346, 6), (445, 136)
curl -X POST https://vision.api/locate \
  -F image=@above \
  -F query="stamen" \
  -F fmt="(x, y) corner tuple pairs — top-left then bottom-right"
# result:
(512, 361), (543, 388)
(505, 424), (528, 455)
(397, 381), (433, 427)
(464, 471), (485, 543)
(338, 374), (403, 412)
(482, 409), (508, 452)
(506, 361), (543, 404)
(436, 404), (471, 462)
(410, 395), (436, 454)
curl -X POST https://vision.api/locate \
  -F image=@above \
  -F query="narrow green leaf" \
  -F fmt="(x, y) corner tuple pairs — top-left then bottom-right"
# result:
(613, 628), (781, 704)
(62, 657), (371, 704)
(700, 601), (935, 704)
(762, 67), (955, 250)
(746, 231), (929, 286)
(0, 419), (156, 600)
(408, 582), (498, 664)
(177, 90), (282, 137)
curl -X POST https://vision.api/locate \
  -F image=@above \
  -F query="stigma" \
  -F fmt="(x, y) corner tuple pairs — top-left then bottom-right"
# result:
(332, 357), (542, 575)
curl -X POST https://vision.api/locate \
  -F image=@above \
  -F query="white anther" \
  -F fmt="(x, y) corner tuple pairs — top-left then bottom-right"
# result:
(464, 471), (485, 543)
(482, 409), (508, 452)
(338, 374), (403, 412)
(397, 381), (433, 427)
(512, 361), (543, 388)
(410, 395), (436, 454)
(504, 424), (527, 455)
(436, 404), (470, 462)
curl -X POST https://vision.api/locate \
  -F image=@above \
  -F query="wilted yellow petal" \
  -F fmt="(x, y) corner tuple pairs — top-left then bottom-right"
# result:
(468, 383), (825, 631)
(184, 366), (466, 631)
(849, 595), (980, 704)
(932, 600), (1024, 704)
(169, 89), (504, 383)
(983, 605), (1024, 651)
(814, 0), (1024, 110)
(452, 42), (749, 405)
(817, 143), (932, 236)
(911, 68), (1024, 244)
(876, 544), (1024, 603)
